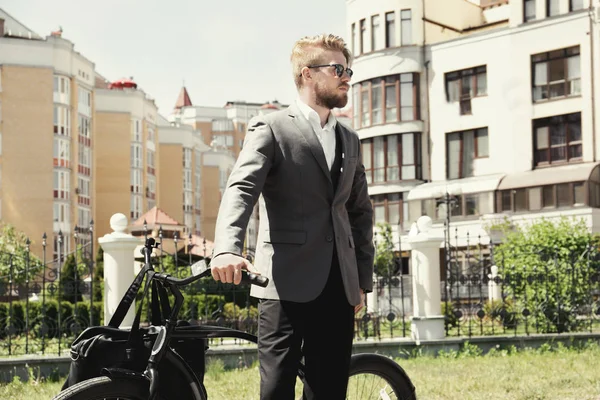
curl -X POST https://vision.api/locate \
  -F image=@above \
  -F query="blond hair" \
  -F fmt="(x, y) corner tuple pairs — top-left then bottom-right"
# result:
(290, 34), (352, 89)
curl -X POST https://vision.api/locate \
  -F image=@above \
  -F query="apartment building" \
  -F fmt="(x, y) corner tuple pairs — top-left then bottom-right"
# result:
(168, 96), (290, 254)
(347, 0), (597, 247)
(157, 114), (210, 236)
(0, 10), (95, 258)
(94, 78), (159, 240)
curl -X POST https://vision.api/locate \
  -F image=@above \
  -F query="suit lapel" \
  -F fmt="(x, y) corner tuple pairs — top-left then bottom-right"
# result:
(334, 123), (349, 198)
(288, 104), (332, 187)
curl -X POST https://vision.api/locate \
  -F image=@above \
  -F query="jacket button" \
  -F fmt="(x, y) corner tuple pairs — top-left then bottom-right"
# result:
(326, 235), (333, 242)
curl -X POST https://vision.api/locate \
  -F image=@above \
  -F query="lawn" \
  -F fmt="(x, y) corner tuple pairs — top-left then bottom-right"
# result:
(2, 342), (599, 399)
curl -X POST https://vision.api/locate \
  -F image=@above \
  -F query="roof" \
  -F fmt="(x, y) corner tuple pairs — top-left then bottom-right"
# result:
(131, 206), (182, 228)
(497, 162), (600, 191)
(174, 86), (193, 110)
(407, 173), (505, 201)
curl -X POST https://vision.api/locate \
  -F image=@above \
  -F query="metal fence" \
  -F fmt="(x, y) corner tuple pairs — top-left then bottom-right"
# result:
(2, 224), (600, 357)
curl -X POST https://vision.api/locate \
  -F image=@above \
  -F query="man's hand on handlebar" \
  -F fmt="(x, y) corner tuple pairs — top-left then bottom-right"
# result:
(210, 253), (259, 285)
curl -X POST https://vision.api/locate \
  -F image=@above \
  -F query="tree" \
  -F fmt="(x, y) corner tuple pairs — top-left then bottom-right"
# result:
(0, 223), (42, 286)
(494, 217), (600, 333)
(92, 247), (104, 302)
(59, 254), (84, 303)
(374, 223), (396, 278)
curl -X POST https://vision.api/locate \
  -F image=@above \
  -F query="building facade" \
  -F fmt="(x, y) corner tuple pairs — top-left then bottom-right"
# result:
(157, 114), (210, 236)
(347, 0), (597, 249)
(0, 10), (96, 258)
(94, 81), (159, 240)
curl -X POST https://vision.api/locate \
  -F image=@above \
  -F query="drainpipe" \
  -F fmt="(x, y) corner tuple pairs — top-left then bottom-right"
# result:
(422, 0), (432, 181)
(589, 5), (597, 162)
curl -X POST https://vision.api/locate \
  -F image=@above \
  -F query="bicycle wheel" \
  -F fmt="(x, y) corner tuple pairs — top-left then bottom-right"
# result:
(346, 353), (416, 400)
(52, 376), (208, 400)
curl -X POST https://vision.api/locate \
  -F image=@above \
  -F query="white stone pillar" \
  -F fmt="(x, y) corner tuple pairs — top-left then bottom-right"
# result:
(407, 216), (445, 341)
(488, 265), (502, 302)
(366, 277), (379, 314)
(98, 213), (142, 328)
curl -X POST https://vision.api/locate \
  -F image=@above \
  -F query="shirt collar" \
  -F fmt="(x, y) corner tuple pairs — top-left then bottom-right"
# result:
(295, 97), (337, 131)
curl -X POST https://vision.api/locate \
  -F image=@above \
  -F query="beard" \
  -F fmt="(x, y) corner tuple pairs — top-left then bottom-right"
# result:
(315, 81), (349, 110)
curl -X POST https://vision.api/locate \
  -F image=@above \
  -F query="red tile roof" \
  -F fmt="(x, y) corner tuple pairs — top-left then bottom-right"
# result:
(174, 86), (193, 110)
(131, 206), (182, 228)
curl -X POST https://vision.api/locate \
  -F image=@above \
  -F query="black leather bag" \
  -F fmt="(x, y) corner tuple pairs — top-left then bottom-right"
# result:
(60, 264), (204, 391)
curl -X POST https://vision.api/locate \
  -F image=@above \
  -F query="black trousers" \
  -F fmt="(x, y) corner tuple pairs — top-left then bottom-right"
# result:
(257, 252), (355, 400)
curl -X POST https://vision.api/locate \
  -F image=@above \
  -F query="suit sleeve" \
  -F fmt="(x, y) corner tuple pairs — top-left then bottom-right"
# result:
(346, 135), (375, 293)
(212, 116), (275, 257)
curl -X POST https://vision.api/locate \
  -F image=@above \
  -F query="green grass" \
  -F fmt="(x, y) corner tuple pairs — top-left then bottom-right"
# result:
(2, 342), (600, 399)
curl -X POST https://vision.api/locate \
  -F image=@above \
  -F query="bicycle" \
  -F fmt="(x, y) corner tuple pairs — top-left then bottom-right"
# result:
(53, 238), (416, 400)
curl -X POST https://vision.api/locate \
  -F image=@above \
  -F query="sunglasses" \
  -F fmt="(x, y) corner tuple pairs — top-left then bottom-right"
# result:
(304, 63), (353, 78)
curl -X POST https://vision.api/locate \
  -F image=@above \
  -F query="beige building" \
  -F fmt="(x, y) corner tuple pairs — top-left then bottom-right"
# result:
(157, 113), (210, 236)
(0, 10), (95, 259)
(94, 79), (159, 240)
(167, 93), (289, 253)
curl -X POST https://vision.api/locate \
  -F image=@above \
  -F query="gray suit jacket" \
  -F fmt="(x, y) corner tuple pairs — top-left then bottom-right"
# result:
(212, 103), (374, 306)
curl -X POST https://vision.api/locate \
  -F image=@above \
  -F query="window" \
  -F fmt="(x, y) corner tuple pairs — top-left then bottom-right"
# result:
(371, 15), (381, 51)
(385, 12), (396, 48)
(132, 119), (142, 142)
(147, 149), (156, 175)
(130, 194), (142, 220)
(53, 76), (70, 96)
(184, 169), (192, 191)
(533, 112), (581, 166)
(400, 10), (412, 45)
(532, 46), (580, 102)
(352, 73), (419, 128)
(447, 128), (489, 179)
(147, 175), (156, 200)
(77, 177), (91, 206)
(53, 202), (70, 224)
(371, 193), (405, 225)
(147, 125), (155, 142)
(408, 192), (493, 223)
(497, 182), (587, 212)
(78, 207), (91, 228)
(53, 106), (71, 136)
(524, 0), (536, 20)
(445, 66), (487, 114)
(53, 170), (70, 199)
(361, 133), (421, 184)
(570, 0), (584, 11)
(78, 115), (91, 140)
(78, 145), (91, 175)
(130, 169), (142, 193)
(359, 19), (366, 54)
(53, 137), (70, 168)
(78, 87), (91, 109)
(131, 144), (142, 168)
(351, 23), (357, 55)
(547, 0), (560, 16)
(183, 148), (192, 168)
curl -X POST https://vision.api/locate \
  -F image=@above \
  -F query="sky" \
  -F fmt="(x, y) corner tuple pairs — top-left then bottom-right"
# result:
(2, 0), (348, 115)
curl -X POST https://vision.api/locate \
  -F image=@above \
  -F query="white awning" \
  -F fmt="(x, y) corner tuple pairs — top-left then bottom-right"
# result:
(497, 162), (600, 190)
(407, 174), (505, 201)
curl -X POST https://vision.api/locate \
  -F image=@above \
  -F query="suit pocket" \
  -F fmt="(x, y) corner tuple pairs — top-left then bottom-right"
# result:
(348, 235), (355, 249)
(264, 230), (307, 245)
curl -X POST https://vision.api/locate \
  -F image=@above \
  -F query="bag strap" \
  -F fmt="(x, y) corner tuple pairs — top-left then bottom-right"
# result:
(108, 262), (150, 328)
(126, 268), (156, 350)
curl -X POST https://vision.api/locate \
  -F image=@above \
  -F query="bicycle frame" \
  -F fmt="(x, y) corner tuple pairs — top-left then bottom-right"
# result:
(102, 238), (267, 400)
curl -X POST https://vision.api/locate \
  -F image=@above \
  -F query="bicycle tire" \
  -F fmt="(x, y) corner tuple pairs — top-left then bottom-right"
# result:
(51, 375), (208, 400)
(348, 353), (417, 400)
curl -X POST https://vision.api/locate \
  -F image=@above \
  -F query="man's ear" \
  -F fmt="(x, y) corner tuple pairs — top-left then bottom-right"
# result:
(300, 67), (312, 82)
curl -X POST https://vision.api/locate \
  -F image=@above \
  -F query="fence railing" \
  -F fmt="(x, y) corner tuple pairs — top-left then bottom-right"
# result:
(2, 226), (600, 357)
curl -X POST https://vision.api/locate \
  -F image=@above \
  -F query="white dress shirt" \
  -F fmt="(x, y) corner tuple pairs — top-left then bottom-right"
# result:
(296, 98), (337, 170)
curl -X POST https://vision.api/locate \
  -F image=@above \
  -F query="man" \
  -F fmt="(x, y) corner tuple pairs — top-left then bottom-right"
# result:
(210, 33), (374, 399)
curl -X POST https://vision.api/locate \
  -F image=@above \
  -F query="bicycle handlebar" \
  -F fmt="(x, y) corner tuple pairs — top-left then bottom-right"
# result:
(142, 238), (269, 288)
